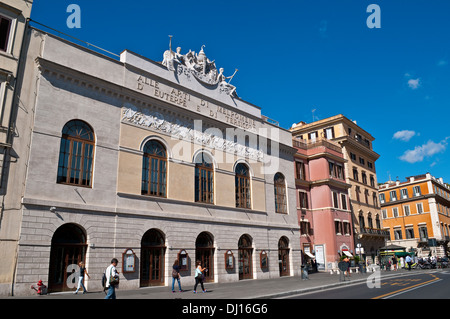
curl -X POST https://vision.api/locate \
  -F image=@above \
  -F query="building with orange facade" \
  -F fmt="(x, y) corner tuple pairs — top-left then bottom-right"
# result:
(379, 173), (450, 257)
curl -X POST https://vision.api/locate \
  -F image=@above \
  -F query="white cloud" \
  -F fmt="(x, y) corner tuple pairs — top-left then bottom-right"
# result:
(437, 59), (448, 67)
(408, 78), (420, 90)
(393, 130), (416, 142)
(399, 139), (448, 163)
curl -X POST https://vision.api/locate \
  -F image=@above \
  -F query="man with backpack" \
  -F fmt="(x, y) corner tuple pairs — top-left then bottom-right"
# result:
(104, 258), (119, 299)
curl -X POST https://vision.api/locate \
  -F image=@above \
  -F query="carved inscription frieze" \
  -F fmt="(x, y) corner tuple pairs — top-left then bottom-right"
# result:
(136, 75), (257, 133)
(121, 104), (264, 162)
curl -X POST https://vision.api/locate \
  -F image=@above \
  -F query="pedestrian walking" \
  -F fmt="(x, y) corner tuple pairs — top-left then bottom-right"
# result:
(74, 261), (90, 294)
(301, 263), (309, 280)
(105, 258), (119, 299)
(405, 255), (412, 271)
(193, 261), (207, 293)
(312, 259), (318, 273)
(172, 259), (183, 293)
(343, 256), (351, 278)
(392, 255), (398, 271)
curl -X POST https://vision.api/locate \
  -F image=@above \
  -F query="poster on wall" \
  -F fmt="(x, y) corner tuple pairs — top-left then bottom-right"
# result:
(315, 245), (325, 270)
(122, 249), (136, 273)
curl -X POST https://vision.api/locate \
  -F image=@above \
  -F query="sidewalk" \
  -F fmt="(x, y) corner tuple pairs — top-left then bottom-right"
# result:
(12, 268), (422, 299)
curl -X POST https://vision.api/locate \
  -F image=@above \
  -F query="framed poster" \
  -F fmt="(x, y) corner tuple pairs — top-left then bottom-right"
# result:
(122, 249), (136, 273)
(178, 249), (189, 271)
(314, 245), (325, 270)
(224, 250), (234, 269)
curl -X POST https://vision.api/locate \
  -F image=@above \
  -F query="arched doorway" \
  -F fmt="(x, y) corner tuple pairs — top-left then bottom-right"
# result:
(195, 232), (214, 282)
(48, 224), (87, 292)
(140, 229), (166, 287)
(278, 237), (290, 277)
(238, 234), (253, 280)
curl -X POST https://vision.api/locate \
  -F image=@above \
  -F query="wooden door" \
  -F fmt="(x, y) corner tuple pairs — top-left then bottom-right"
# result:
(48, 224), (86, 292)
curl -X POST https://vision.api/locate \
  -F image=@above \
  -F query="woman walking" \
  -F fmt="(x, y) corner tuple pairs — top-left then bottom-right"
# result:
(193, 261), (207, 293)
(74, 261), (90, 294)
(172, 259), (183, 293)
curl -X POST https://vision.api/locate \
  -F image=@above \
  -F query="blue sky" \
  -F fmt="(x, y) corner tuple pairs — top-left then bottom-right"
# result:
(30, 0), (450, 184)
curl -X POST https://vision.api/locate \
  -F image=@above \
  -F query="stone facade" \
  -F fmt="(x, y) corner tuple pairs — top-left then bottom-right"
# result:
(6, 28), (301, 296)
(0, 0), (33, 297)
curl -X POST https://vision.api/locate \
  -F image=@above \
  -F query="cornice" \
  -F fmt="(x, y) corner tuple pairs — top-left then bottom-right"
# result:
(336, 136), (380, 160)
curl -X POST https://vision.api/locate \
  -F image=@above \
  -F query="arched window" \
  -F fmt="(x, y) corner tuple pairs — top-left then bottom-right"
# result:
(194, 152), (214, 204)
(235, 163), (251, 209)
(57, 120), (95, 187)
(141, 140), (167, 197)
(367, 212), (373, 229)
(274, 173), (287, 214)
(375, 214), (381, 229)
(359, 212), (365, 229)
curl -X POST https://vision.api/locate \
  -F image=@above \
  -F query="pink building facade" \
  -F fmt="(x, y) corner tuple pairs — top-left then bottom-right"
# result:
(294, 138), (354, 271)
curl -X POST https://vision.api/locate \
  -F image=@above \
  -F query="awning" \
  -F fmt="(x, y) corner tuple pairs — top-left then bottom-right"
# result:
(343, 251), (353, 257)
(395, 252), (414, 257)
(379, 244), (406, 251)
(380, 250), (407, 255)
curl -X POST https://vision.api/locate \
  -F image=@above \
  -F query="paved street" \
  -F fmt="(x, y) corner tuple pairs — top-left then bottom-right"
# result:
(285, 269), (450, 299)
(5, 268), (447, 318)
(4, 268), (445, 300)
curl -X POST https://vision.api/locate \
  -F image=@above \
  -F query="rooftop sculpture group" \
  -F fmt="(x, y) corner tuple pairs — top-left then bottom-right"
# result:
(162, 36), (238, 97)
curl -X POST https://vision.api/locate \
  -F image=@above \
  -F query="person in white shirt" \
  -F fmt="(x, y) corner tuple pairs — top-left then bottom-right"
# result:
(405, 255), (412, 271)
(105, 258), (119, 299)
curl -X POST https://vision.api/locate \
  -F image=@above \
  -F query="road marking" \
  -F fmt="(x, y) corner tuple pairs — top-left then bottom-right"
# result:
(372, 274), (442, 299)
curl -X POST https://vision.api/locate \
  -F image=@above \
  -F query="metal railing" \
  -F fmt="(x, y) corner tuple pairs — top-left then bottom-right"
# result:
(293, 137), (342, 153)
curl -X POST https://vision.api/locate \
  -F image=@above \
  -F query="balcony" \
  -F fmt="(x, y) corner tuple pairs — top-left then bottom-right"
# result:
(346, 133), (372, 150)
(292, 137), (342, 153)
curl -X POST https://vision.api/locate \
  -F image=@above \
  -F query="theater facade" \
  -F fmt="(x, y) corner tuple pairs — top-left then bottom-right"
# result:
(8, 27), (301, 295)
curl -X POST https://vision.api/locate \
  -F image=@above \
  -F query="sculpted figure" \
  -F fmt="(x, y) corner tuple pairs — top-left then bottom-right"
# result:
(162, 49), (175, 70)
(218, 68), (238, 96)
(161, 38), (238, 94)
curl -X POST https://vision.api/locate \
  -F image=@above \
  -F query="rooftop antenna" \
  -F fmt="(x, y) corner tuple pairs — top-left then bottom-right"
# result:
(168, 35), (173, 53)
